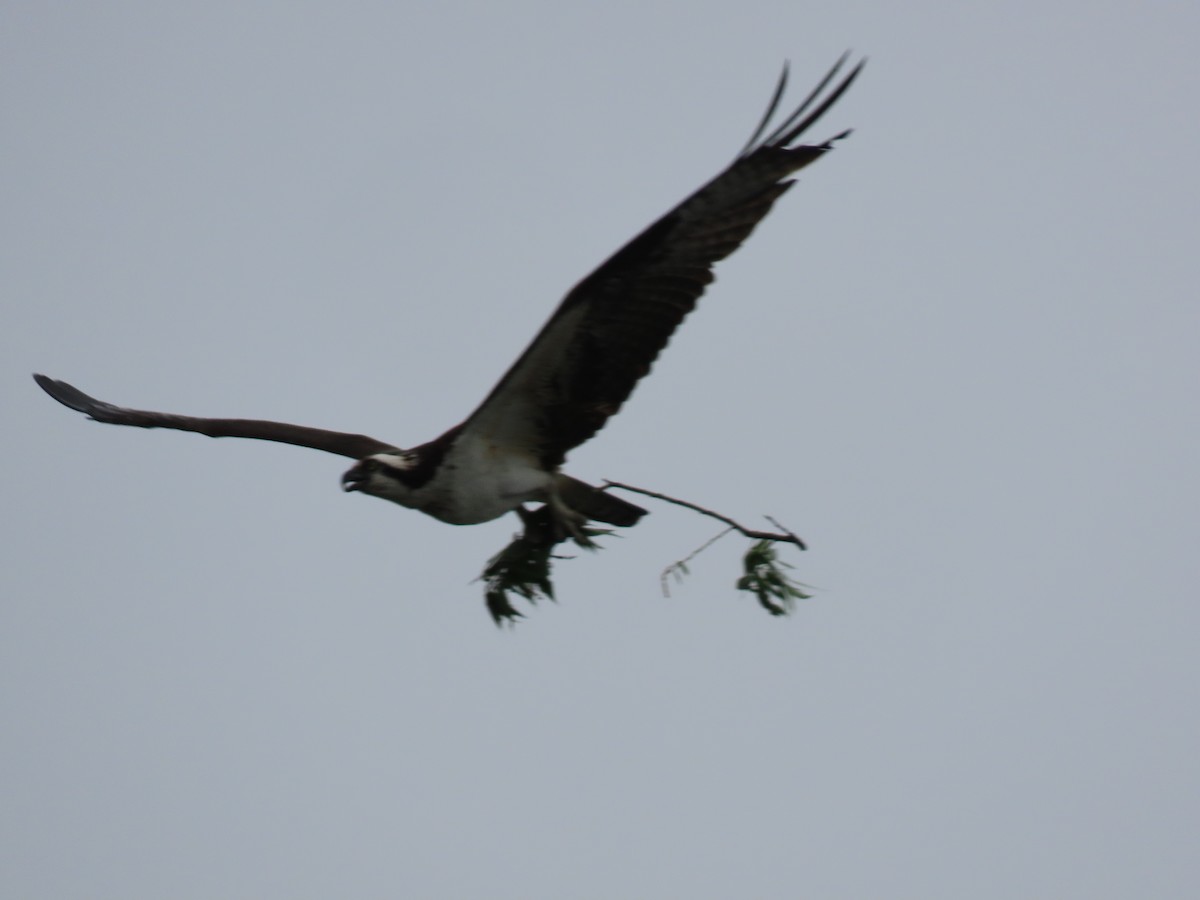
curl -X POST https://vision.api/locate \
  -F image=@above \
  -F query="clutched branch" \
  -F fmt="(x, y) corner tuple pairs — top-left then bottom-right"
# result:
(602, 481), (807, 548)
(478, 481), (811, 625)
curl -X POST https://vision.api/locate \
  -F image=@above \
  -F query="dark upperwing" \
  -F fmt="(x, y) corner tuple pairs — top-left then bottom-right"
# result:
(459, 55), (863, 470)
(33, 374), (397, 460)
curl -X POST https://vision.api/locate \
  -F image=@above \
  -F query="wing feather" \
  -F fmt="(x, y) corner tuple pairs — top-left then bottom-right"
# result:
(465, 56), (864, 468)
(34, 374), (397, 460)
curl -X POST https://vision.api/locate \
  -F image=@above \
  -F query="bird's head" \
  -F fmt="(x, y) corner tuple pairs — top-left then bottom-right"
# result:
(341, 452), (421, 506)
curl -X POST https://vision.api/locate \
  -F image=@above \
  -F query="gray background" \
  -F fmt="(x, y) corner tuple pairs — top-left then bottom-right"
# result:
(4, 2), (1197, 897)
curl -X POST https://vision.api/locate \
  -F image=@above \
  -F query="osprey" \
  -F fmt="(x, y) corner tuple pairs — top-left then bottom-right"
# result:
(35, 57), (862, 539)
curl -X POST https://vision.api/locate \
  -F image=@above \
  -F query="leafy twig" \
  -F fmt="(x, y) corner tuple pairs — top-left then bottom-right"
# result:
(606, 483), (811, 614)
(478, 484), (809, 624)
(478, 505), (608, 625)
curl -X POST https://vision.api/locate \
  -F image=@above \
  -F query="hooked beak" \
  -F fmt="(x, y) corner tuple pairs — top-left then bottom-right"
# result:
(341, 469), (364, 493)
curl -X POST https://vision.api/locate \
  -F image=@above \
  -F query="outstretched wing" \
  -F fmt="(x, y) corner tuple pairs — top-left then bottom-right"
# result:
(462, 55), (864, 469)
(33, 374), (398, 460)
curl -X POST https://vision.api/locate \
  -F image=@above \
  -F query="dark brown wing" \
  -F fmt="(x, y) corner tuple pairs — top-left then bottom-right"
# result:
(33, 374), (398, 460)
(462, 55), (864, 469)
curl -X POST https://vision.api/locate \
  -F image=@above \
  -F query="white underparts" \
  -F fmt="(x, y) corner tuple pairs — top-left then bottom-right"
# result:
(365, 436), (552, 525)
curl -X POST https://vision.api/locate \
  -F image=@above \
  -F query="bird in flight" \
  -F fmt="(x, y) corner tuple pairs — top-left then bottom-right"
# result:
(35, 56), (863, 541)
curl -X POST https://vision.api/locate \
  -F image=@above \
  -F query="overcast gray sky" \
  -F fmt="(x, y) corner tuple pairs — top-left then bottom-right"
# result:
(4, 2), (1198, 897)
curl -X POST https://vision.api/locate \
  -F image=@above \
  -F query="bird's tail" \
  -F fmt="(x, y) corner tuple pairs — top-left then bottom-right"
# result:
(555, 475), (647, 527)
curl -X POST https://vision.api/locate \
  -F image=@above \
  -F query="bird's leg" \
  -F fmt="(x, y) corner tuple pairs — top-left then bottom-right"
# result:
(514, 498), (596, 549)
(544, 492), (598, 549)
(515, 505), (555, 545)
(511, 503), (565, 545)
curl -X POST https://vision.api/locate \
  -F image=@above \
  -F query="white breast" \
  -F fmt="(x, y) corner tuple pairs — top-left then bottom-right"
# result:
(412, 432), (553, 525)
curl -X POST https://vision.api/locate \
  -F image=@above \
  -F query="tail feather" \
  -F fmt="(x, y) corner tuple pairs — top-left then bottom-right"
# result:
(555, 475), (647, 527)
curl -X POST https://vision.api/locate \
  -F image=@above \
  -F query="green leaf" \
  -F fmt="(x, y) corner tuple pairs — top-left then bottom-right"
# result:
(736, 540), (812, 616)
(479, 505), (607, 625)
